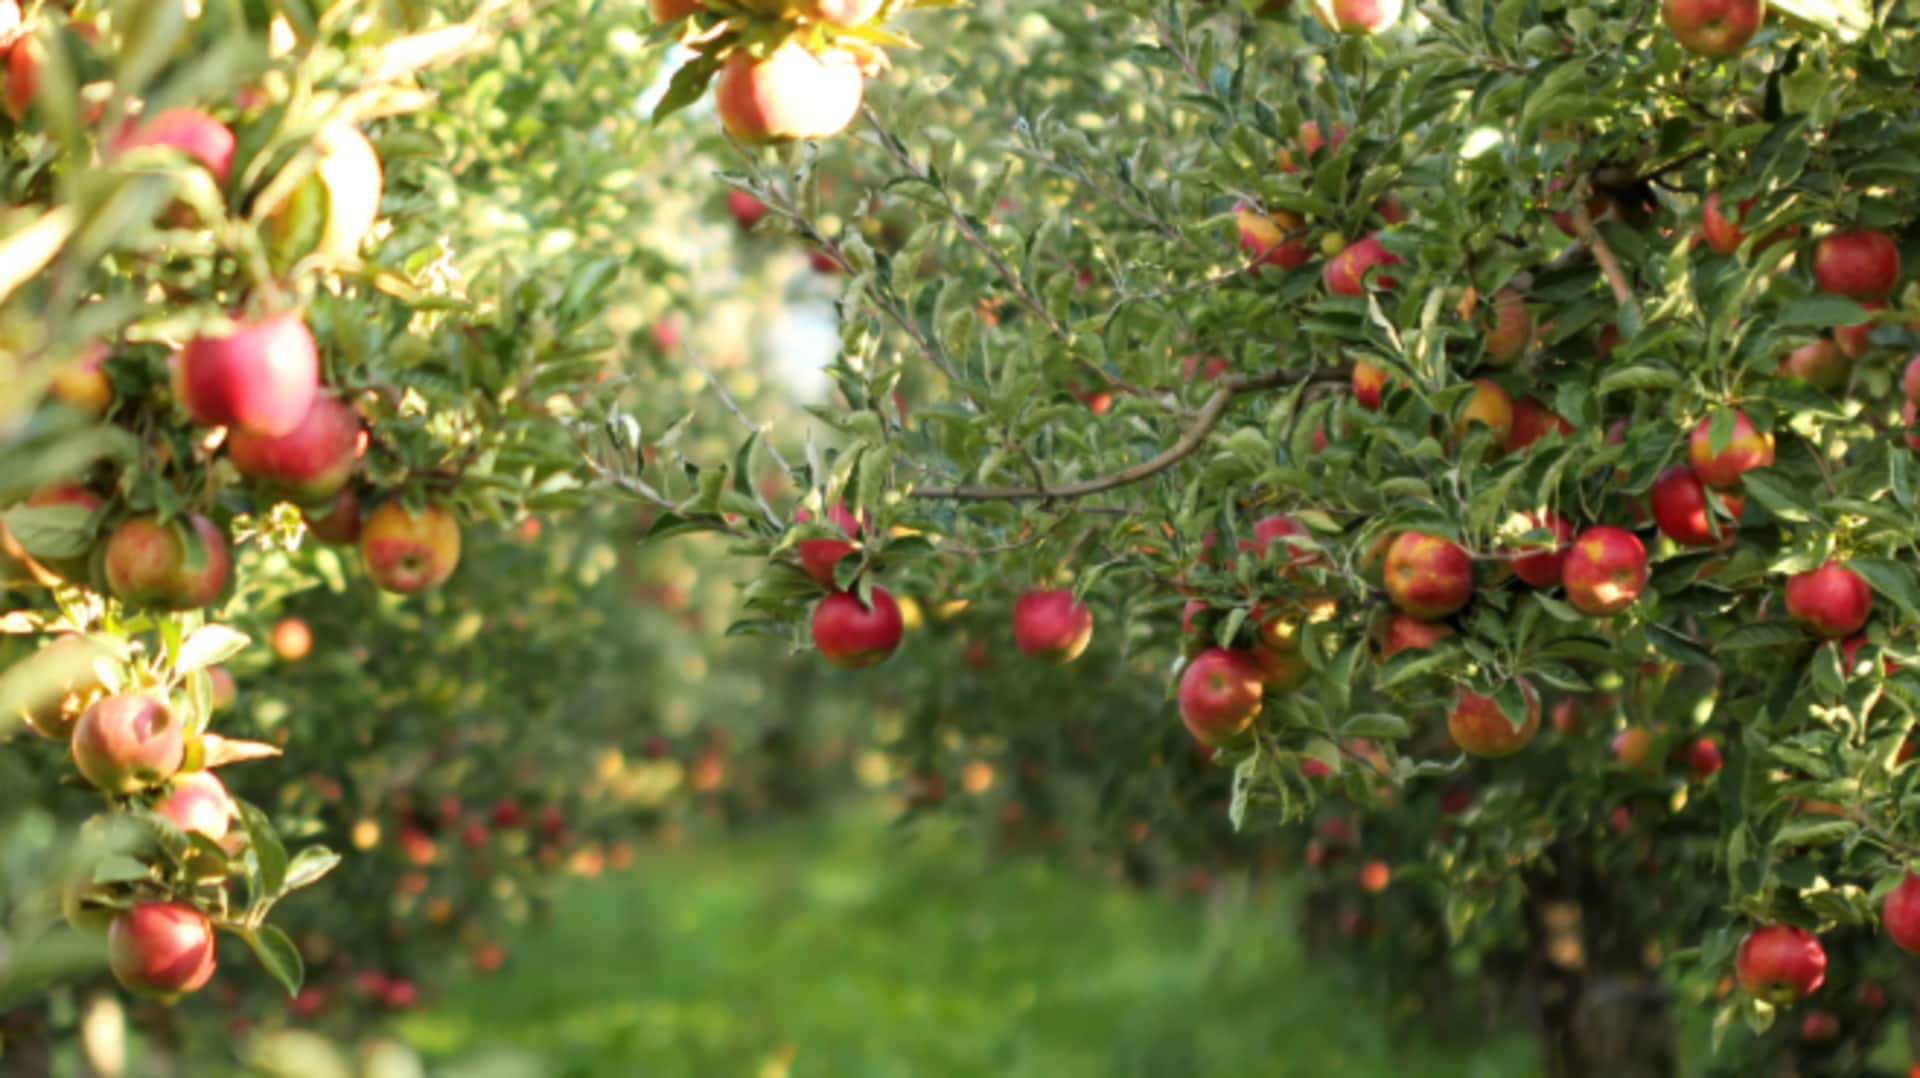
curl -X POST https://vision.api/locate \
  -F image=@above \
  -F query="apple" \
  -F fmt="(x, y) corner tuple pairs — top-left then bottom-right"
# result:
(1611, 726), (1653, 769)
(303, 485), (362, 545)
(1182, 355), (1231, 382)
(810, 587), (903, 667)
(71, 694), (184, 794)
(1322, 234), (1401, 296)
(207, 666), (236, 712)
(1904, 399), (1920, 451)
(1357, 860), (1390, 893)
(1352, 361), (1386, 410)
(1649, 466), (1742, 547)
(272, 617), (313, 661)
(1177, 648), (1265, 747)
(1701, 192), (1747, 256)
(1481, 289), (1531, 364)
(1455, 378), (1515, 447)
(24, 481), (103, 583)
(228, 393), (359, 505)
(1241, 514), (1316, 573)
(1551, 696), (1579, 735)
(177, 313), (319, 438)
(1447, 679), (1540, 758)
(154, 770), (234, 840)
(1011, 588), (1094, 663)
(1312, 0), (1403, 34)
(1235, 203), (1309, 271)
(1813, 229), (1901, 298)
(1505, 397), (1573, 453)
(104, 513), (230, 610)
(49, 343), (112, 416)
(1278, 120), (1346, 173)
(1839, 635), (1896, 676)
(1252, 643), (1309, 691)
(1660, 0), (1763, 56)
(1903, 356), (1920, 401)
(4, 30), (38, 121)
(360, 501), (462, 593)
(15, 634), (112, 740)
(1561, 526), (1647, 616)
(714, 43), (864, 144)
(262, 122), (384, 264)
(1372, 612), (1454, 660)
(1883, 872), (1920, 954)
(1508, 511), (1574, 588)
(1686, 737), (1724, 777)
(650, 0), (705, 18)
(1383, 531), (1473, 619)
(1779, 339), (1849, 389)
(1735, 925), (1826, 1004)
(1689, 410), (1773, 488)
(108, 902), (216, 995)
(789, 0), (883, 25)
(726, 190), (768, 229)
(112, 107), (236, 186)
(795, 501), (860, 587)
(1784, 562), (1872, 638)
(1833, 300), (1881, 359)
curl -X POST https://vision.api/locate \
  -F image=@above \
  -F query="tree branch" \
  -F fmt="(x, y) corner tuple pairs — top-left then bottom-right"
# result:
(1570, 180), (1636, 317)
(910, 366), (1348, 502)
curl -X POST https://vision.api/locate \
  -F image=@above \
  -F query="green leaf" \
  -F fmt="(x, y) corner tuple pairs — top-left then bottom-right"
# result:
(1775, 296), (1868, 329)
(1848, 557), (1920, 619)
(281, 847), (341, 895)
(1771, 818), (1854, 848)
(244, 924), (305, 997)
(0, 504), (94, 559)
(1595, 365), (1681, 395)
(1341, 712), (1411, 740)
(237, 799), (288, 902)
(650, 52), (721, 125)
(174, 625), (250, 677)
(1739, 470), (1817, 523)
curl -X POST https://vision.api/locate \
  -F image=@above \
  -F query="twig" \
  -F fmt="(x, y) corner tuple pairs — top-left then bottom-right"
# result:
(911, 366), (1348, 502)
(1570, 180), (1636, 316)
(686, 346), (792, 475)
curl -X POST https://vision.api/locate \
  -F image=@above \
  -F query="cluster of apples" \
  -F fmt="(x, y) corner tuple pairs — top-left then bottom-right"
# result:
(650, 0), (888, 143)
(1234, 120), (1410, 299)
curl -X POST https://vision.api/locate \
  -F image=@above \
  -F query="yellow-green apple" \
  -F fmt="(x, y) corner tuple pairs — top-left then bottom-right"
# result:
(1311, 0), (1403, 34)
(1650, 465), (1741, 546)
(1813, 229), (1900, 298)
(1481, 288), (1531, 364)
(154, 770), (233, 840)
(1352, 361), (1386, 410)
(104, 513), (230, 610)
(1177, 647), (1265, 747)
(1455, 378), (1514, 447)
(1610, 725), (1653, 769)
(71, 693), (184, 794)
(1235, 203), (1309, 271)
(1447, 679), (1539, 757)
(1686, 737), (1723, 777)
(24, 482), (102, 583)
(1372, 612), (1453, 660)
(108, 902), (216, 995)
(727, 190), (768, 229)
(49, 343), (112, 416)
(1779, 339), (1849, 389)
(1883, 872), (1920, 954)
(1661, 0), (1763, 55)
(1011, 588), (1094, 663)
(14, 633), (111, 740)
(1322, 234), (1401, 296)
(1735, 925), (1826, 1003)
(1507, 510), (1573, 588)
(714, 43), (863, 143)
(228, 393), (359, 505)
(1784, 561), (1871, 638)
(177, 313), (319, 438)
(810, 587), (903, 667)
(795, 501), (860, 587)
(1505, 397), (1573, 453)
(111, 107), (235, 186)
(1384, 531), (1473, 618)
(262, 122), (384, 264)
(302, 485), (362, 545)
(1689, 409), (1773, 488)
(1561, 525), (1647, 615)
(360, 501), (462, 593)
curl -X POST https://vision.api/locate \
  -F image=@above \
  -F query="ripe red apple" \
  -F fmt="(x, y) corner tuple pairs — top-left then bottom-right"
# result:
(1352, 361), (1386, 410)
(726, 190), (768, 229)
(1883, 872), (1920, 954)
(1357, 860), (1390, 893)
(1784, 562), (1872, 638)
(1373, 612), (1454, 660)
(1660, 0), (1763, 55)
(228, 393), (359, 505)
(1177, 648), (1265, 748)
(1904, 399), (1920, 451)
(1322, 234), (1401, 296)
(1683, 737), (1719, 776)
(795, 502), (860, 587)
(1481, 288), (1531, 364)
(1779, 338), (1849, 389)
(1813, 229), (1900, 298)
(1447, 679), (1540, 758)
(155, 770), (234, 840)
(1834, 301), (1881, 359)
(1241, 514), (1317, 573)
(4, 30), (39, 122)
(1011, 588), (1094, 663)
(301, 485), (362, 546)
(1455, 378), (1515, 447)
(1650, 466), (1742, 546)
(1508, 511), (1574, 588)
(71, 694), (184, 794)
(714, 44), (863, 144)
(112, 107), (236, 186)
(810, 587), (903, 667)
(1311, 0), (1403, 34)
(108, 902), (216, 995)
(104, 513), (230, 610)
(1839, 634), (1896, 676)
(1561, 526), (1647, 616)
(1903, 355), (1920, 401)
(1689, 410), (1773, 488)
(1701, 192), (1748, 256)
(1234, 203), (1309, 271)
(359, 501), (461, 593)
(1383, 531), (1474, 619)
(177, 313), (319, 438)
(650, 0), (705, 18)
(1506, 397), (1573, 453)
(262, 122), (384, 264)
(1735, 925), (1826, 1004)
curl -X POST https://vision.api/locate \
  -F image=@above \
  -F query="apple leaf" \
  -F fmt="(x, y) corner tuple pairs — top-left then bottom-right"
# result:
(174, 625), (251, 677)
(244, 924), (305, 998)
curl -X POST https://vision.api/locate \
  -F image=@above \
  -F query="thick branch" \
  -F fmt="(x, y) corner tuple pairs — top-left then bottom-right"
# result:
(911, 366), (1347, 502)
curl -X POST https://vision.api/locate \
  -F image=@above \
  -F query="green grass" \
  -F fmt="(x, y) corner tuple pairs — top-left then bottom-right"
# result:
(401, 812), (1537, 1078)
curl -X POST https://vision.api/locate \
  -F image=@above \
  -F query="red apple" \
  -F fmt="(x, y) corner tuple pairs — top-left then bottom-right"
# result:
(1701, 192), (1748, 256)
(1455, 378), (1515, 447)
(1322, 234), (1401, 296)
(154, 770), (234, 840)
(1235, 203), (1309, 271)
(177, 313), (319, 438)
(1904, 399), (1920, 451)
(1011, 588), (1094, 664)
(112, 108), (235, 186)
(714, 44), (863, 144)
(1735, 925), (1826, 1004)
(1784, 562), (1872, 638)
(1311, 0), (1403, 34)
(1660, 0), (1763, 56)
(1373, 612), (1454, 660)
(1357, 860), (1390, 893)
(1177, 648), (1265, 748)
(1779, 339), (1849, 389)
(1649, 466), (1741, 546)
(1833, 300), (1881, 359)
(1508, 511), (1574, 588)
(1481, 288), (1531, 364)
(1903, 355), (1920, 401)
(108, 902), (216, 995)
(1506, 397), (1573, 453)
(726, 190), (768, 229)
(650, 0), (705, 18)
(1813, 229), (1900, 298)
(1447, 679), (1540, 758)
(303, 485), (362, 545)
(810, 587), (903, 667)
(71, 694), (184, 794)
(1383, 531), (1474, 619)
(1352, 361), (1386, 410)
(795, 502), (860, 587)
(1839, 635), (1896, 676)
(359, 501), (461, 593)
(1561, 526), (1647, 616)
(1883, 872), (1920, 954)
(4, 30), (38, 122)
(1241, 514), (1316, 573)
(228, 393), (359, 505)
(1685, 738), (1723, 777)
(103, 513), (229, 610)
(1689, 410), (1773, 488)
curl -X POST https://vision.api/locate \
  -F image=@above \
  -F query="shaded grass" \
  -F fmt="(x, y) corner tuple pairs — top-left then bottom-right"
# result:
(402, 812), (1537, 1078)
